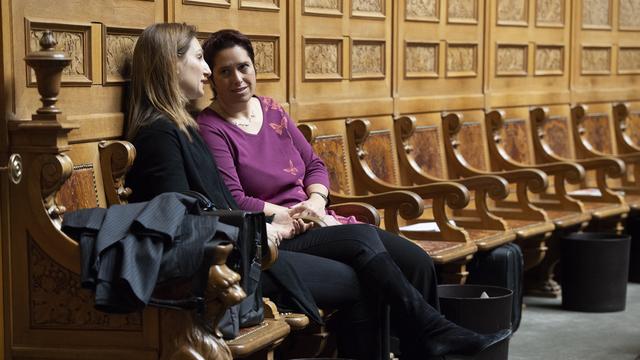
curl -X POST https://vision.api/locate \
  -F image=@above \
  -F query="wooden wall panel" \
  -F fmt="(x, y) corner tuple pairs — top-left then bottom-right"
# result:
(572, 0), (640, 103)
(291, 0), (393, 121)
(396, 0), (485, 113)
(486, 0), (571, 107)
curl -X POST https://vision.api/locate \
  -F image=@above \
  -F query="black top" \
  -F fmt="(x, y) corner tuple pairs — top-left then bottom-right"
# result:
(125, 116), (322, 323)
(126, 117), (237, 209)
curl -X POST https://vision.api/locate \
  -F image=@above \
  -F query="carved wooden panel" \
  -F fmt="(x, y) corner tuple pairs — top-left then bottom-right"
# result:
(303, 0), (343, 16)
(496, 44), (528, 76)
(303, 38), (343, 80)
(446, 43), (477, 77)
(56, 164), (99, 213)
(626, 112), (640, 146)
(544, 116), (572, 158)
(29, 239), (142, 330)
(351, 39), (385, 79)
(103, 27), (141, 85)
(363, 130), (397, 184)
(497, 0), (529, 26)
(447, 0), (478, 24)
(182, 0), (230, 7)
(351, 0), (385, 18)
(239, 0), (279, 11)
(458, 122), (487, 170)
(618, 47), (640, 74)
(501, 119), (532, 164)
(405, 42), (439, 78)
(582, 0), (611, 29)
(581, 46), (611, 75)
(26, 20), (92, 86)
(313, 135), (352, 195)
(619, 0), (640, 30)
(534, 45), (564, 75)
(406, 0), (439, 22)
(409, 126), (445, 178)
(583, 114), (613, 154)
(249, 35), (280, 80)
(536, 0), (564, 27)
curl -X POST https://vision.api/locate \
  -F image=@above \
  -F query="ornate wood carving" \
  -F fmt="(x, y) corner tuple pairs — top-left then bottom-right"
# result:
(497, 0), (529, 26)
(405, 42), (439, 78)
(536, 0), (564, 27)
(619, 0), (640, 30)
(501, 119), (531, 164)
(409, 125), (445, 178)
(303, 0), (343, 16)
(55, 164), (99, 213)
(535, 45), (564, 75)
(406, 0), (439, 22)
(26, 20), (92, 86)
(303, 38), (343, 80)
(582, 0), (611, 29)
(239, 0), (279, 11)
(447, 0), (478, 24)
(543, 116), (572, 158)
(457, 122), (487, 170)
(103, 27), (141, 85)
(496, 44), (528, 76)
(362, 130), (397, 184)
(312, 135), (352, 195)
(618, 47), (640, 74)
(581, 46), (611, 75)
(583, 114), (614, 153)
(351, 0), (385, 18)
(182, 0), (231, 8)
(446, 43), (477, 77)
(249, 35), (280, 80)
(351, 39), (385, 79)
(626, 111), (640, 145)
(29, 239), (142, 330)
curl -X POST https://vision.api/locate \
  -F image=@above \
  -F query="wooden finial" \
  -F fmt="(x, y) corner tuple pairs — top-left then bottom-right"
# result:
(24, 30), (71, 118)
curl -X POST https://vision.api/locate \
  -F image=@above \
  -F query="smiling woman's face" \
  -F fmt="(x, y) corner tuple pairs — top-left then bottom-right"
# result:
(210, 45), (257, 106)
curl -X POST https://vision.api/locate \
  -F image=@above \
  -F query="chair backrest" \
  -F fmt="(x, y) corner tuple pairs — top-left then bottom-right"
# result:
(440, 110), (495, 177)
(571, 103), (619, 158)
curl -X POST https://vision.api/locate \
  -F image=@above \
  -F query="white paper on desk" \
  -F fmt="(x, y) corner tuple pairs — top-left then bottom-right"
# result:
(399, 220), (456, 232)
(568, 188), (625, 197)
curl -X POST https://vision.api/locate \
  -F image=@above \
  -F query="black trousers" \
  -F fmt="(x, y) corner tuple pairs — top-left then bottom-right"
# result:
(279, 224), (440, 358)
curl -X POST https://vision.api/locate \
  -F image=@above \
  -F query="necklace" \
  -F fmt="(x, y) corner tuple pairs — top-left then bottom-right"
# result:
(211, 101), (257, 128)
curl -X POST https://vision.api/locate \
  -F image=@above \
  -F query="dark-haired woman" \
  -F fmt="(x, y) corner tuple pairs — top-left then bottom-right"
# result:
(125, 23), (509, 360)
(196, 29), (511, 359)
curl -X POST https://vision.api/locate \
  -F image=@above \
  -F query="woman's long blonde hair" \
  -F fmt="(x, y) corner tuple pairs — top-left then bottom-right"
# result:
(127, 23), (198, 140)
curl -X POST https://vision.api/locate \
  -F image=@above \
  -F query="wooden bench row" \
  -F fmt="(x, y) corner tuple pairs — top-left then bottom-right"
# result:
(9, 34), (640, 360)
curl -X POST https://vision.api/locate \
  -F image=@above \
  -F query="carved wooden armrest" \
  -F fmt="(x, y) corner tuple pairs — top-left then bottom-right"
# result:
(328, 202), (380, 225)
(330, 190), (425, 234)
(99, 140), (136, 206)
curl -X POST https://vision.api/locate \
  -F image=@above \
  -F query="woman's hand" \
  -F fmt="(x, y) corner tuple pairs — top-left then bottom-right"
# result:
(288, 196), (326, 219)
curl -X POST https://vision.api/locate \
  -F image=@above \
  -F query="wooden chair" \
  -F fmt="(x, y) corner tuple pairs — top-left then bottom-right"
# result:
(529, 105), (631, 224)
(482, 108), (596, 297)
(403, 112), (555, 272)
(343, 116), (518, 256)
(298, 119), (478, 284)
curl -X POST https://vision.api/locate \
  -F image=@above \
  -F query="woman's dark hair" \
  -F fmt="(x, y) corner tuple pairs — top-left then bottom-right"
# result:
(202, 29), (255, 97)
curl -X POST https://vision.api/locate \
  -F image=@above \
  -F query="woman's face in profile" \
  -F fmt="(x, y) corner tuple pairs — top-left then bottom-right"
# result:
(211, 45), (257, 106)
(177, 38), (211, 100)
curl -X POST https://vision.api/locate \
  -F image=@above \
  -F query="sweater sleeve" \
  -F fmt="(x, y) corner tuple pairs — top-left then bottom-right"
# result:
(128, 123), (190, 202)
(198, 119), (266, 212)
(286, 112), (331, 189)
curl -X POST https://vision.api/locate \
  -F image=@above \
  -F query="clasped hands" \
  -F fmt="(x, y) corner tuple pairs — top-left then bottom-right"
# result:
(266, 197), (340, 246)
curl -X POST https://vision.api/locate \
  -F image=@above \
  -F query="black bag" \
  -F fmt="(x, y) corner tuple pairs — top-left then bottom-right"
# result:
(466, 243), (524, 332)
(182, 191), (267, 339)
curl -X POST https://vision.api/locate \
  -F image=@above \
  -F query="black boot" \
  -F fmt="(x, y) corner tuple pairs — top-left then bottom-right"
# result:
(359, 253), (512, 358)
